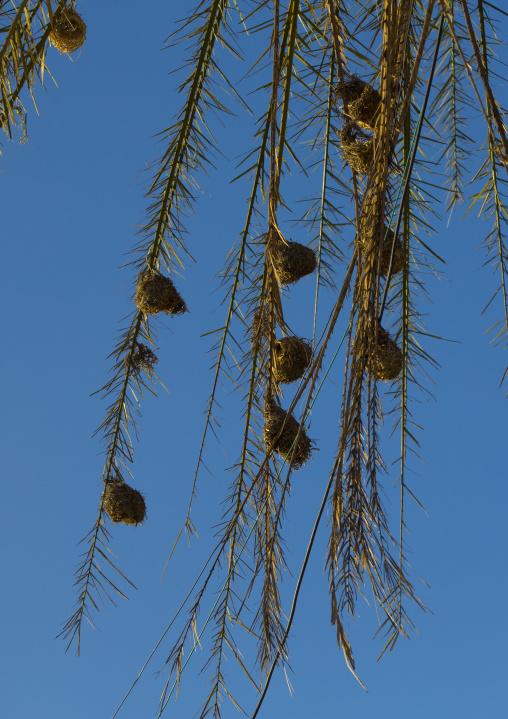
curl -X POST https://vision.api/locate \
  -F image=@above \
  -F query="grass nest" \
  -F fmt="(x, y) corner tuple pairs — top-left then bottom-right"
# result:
(104, 481), (146, 526)
(263, 403), (313, 469)
(339, 122), (374, 175)
(274, 336), (312, 384)
(50, 8), (86, 54)
(366, 326), (403, 382)
(359, 226), (404, 277)
(128, 343), (158, 372)
(336, 76), (381, 132)
(273, 241), (317, 286)
(135, 272), (187, 316)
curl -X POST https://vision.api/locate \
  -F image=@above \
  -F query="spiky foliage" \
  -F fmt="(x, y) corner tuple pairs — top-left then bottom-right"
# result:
(0, 0), (75, 139)
(40, 0), (508, 714)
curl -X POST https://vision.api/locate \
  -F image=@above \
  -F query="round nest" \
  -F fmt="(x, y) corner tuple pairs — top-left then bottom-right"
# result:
(263, 403), (312, 469)
(135, 272), (187, 316)
(273, 241), (317, 286)
(366, 326), (403, 382)
(339, 122), (374, 175)
(129, 343), (158, 372)
(359, 226), (404, 277)
(104, 482), (146, 526)
(336, 77), (381, 132)
(274, 336), (312, 384)
(50, 8), (86, 54)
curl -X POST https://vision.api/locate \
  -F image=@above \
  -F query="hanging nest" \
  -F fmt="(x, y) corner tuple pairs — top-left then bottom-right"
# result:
(127, 343), (158, 372)
(358, 226), (404, 277)
(339, 122), (374, 175)
(273, 241), (317, 286)
(50, 8), (86, 54)
(366, 326), (403, 382)
(135, 272), (187, 316)
(263, 403), (313, 469)
(103, 481), (146, 526)
(274, 336), (312, 384)
(336, 76), (381, 132)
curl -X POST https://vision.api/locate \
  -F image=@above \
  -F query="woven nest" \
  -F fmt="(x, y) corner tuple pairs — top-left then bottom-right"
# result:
(128, 343), (158, 372)
(50, 8), (86, 54)
(263, 403), (312, 469)
(274, 336), (312, 384)
(366, 326), (403, 382)
(104, 482), (146, 526)
(135, 272), (187, 316)
(339, 122), (374, 175)
(273, 241), (317, 286)
(359, 226), (404, 277)
(336, 77), (381, 132)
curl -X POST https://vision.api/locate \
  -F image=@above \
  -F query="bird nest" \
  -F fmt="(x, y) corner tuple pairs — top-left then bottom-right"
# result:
(263, 403), (312, 469)
(274, 336), (312, 384)
(339, 122), (374, 175)
(50, 8), (86, 54)
(135, 272), (187, 316)
(336, 76), (381, 132)
(359, 226), (404, 277)
(104, 481), (146, 526)
(366, 326), (403, 381)
(128, 343), (158, 372)
(273, 241), (317, 286)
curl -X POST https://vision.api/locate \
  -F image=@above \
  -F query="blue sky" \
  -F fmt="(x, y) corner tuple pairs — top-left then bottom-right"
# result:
(2, 2), (508, 718)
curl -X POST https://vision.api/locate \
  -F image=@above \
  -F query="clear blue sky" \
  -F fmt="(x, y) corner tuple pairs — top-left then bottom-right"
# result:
(2, 2), (507, 718)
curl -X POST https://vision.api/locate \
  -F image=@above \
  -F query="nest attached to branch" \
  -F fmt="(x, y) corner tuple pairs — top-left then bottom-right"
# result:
(339, 122), (374, 175)
(336, 76), (381, 132)
(135, 272), (187, 316)
(273, 241), (317, 286)
(104, 481), (146, 526)
(263, 403), (312, 469)
(274, 336), (312, 384)
(128, 343), (158, 372)
(50, 8), (86, 54)
(366, 326), (403, 382)
(359, 226), (404, 277)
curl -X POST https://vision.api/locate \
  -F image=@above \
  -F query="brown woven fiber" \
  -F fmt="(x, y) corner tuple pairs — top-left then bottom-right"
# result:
(339, 122), (374, 175)
(50, 8), (86, 54)
(104, 482), (146, 526)
(359, 226), (404, 277)
(366, 326), (403, 381)
(135, 272), (187, 316)
(274, 336), (312, 384)
(263, 403), (312, 469)
(336, 77), (381, 132)
(273, 241), (317, 286)
(128, 343), (158, 372)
